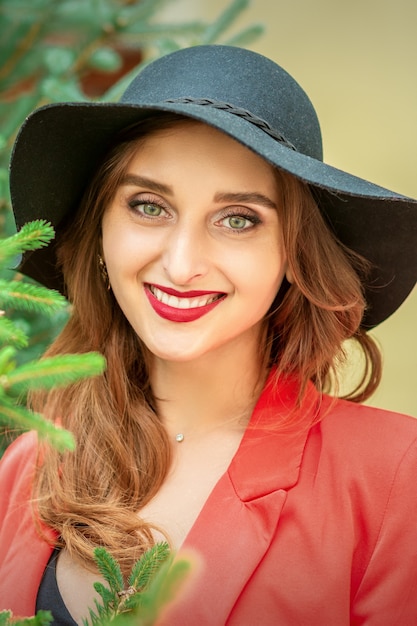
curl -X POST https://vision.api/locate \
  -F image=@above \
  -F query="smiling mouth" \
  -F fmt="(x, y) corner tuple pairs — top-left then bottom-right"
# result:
(144, 284), (226, 323)
(148, 284), (225, 309)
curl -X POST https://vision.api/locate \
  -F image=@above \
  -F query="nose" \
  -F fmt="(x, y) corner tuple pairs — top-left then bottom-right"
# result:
(162, 220), (210, 285)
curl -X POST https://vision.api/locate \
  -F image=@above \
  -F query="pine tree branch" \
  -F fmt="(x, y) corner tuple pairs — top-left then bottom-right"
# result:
(94, 547), (125, 596)
(2, 352), (106, 395)
(0, 398), (75, 452)
(0, 21), (43, 82)
(130, 556), (192, 624)
(0, 609), (53, 626)
(200, 0), (251, 44)
(0, 280), (68, 315)
(82, 544), (192, 625)
(0, 316), (28, 348)
(0, 220), (55, 264)
(128, 542), (171, 591)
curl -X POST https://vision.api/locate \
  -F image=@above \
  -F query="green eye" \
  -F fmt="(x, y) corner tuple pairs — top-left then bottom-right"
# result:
(142, 203), (162, 216)
(227, 216), (249, 229)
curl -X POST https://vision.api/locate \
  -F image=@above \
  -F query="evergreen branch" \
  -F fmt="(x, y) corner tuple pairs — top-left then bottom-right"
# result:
(93, 547), (125, 596)
(0, 345), (16, 375)
(0, 220), (55, 264)
(0, 280), (68, 315)
(121, 21), (206, 36)
(200, 0), (251, 44)
(128, 542), (171, 592)
(84, 594), (110, 626)
(0, 316), (28, 348)
(127, 556), (192, 624)
(0, 611), (11, 626)
(83, 544), (192, 626)
(117, 0), (173, 24)
(91, 582), (115, 608)
(0, 20), (43, 83)
(0, 609), (53, 626)
(2, 352), (106, 395)
(0, 399), (75, 452)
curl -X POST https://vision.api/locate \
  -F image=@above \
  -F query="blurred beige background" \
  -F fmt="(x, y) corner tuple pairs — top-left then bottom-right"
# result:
(157, 0), (417, 416)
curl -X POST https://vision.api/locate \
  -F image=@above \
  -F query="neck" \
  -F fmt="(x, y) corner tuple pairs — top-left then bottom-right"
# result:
(150, 344), (267, 441)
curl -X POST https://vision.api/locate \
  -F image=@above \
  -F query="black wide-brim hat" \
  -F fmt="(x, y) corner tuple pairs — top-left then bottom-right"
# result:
(10, 45), (417, 328)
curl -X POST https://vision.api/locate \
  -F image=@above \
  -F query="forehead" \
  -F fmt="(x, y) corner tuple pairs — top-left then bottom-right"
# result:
(123, 120), (278, 189)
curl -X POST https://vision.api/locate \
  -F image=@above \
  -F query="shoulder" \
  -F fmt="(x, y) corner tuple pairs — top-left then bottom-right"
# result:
(0, 430), (39, 472)
(317, 397), (417, 452)
(0, 432), (56, 615)
(0, 431), (39, 505)
(308, 397), (417, 486)
(0, 429), (56, 544)
(299, 399), (417, 544)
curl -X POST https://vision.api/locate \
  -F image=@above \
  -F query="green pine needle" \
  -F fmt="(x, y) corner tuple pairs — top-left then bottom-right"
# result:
(0, 610), (53, 626)
(0, 611), (53, 626)
(133, 556), (192, 622)
(0, 399), (75, 452)
(0, 220), (55, 265)
(2, 352), (106, 395)
(0, 280), (68, 316)
(128, 542), (171, 591)
(93, 547), (125, 594)
(92, 582), (115, 608)
(201, 0), (250, 44)
(0, 317), (28, 348)
(0, 345), (17, 375)
(0, 611), (11, 626)
(82, 544), (193, 626)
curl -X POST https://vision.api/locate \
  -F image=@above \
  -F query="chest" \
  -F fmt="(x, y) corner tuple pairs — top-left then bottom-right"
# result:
(140, 430), (244, 548)
(54, 431), (243, 623)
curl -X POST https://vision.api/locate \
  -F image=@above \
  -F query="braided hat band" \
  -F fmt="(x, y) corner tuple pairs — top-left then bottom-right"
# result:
(164, 97), (297, 150)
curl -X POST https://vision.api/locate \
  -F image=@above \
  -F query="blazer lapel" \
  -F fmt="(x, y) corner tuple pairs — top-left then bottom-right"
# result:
(161, 376), (320, 625)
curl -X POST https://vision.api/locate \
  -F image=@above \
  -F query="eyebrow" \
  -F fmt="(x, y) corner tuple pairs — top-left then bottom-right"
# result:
(121, 174), (172, 195)
(214, 191), (277, 210)
(121, 174), (277, 210)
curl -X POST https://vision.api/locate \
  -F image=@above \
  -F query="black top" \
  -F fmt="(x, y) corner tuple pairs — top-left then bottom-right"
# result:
(36, 548), (77, 626)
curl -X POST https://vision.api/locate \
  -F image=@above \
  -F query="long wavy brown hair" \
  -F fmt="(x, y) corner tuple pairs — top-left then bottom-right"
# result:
(32, 112), (381, 575)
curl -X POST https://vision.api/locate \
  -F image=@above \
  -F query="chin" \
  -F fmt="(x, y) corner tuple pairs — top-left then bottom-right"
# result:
(153, 349), (207, 363)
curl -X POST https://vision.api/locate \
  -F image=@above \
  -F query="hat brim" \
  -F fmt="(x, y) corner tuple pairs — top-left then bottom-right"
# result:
(10, 101), (417, 328)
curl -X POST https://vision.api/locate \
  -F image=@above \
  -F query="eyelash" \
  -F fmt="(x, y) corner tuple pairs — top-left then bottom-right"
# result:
(128, 195), (169, 219)
(217, 208), (262, 232)
(127, 194), (263, 231)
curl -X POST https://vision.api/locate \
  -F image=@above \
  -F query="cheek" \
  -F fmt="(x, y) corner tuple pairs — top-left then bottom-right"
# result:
(230, 243), (287, 299)
(102, 226), (156, 278)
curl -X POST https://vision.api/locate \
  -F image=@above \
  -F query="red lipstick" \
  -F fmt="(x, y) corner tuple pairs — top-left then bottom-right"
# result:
(144, 284), (225, 323)
(150, 284), (221, 297)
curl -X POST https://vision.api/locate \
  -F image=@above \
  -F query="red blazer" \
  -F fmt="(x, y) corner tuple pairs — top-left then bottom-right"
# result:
(1, 377), (417, 624)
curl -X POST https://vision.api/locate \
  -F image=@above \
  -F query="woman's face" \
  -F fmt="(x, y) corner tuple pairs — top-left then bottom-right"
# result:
(102, 121), (290, 364)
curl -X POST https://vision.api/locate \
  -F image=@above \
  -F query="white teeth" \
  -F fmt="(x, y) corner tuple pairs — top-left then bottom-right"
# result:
(160, 291), (170, 305)
(150, 285), (221, 309)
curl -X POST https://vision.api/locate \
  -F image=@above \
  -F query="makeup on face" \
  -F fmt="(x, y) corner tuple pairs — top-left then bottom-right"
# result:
(145, 283), (226, 323)
(102, 121), (288, 363)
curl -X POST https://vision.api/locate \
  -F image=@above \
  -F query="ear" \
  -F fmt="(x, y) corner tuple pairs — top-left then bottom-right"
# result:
(285, 264), (294, 284)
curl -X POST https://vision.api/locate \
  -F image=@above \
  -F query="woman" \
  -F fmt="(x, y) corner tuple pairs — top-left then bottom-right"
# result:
(1, 45), (417, 624)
